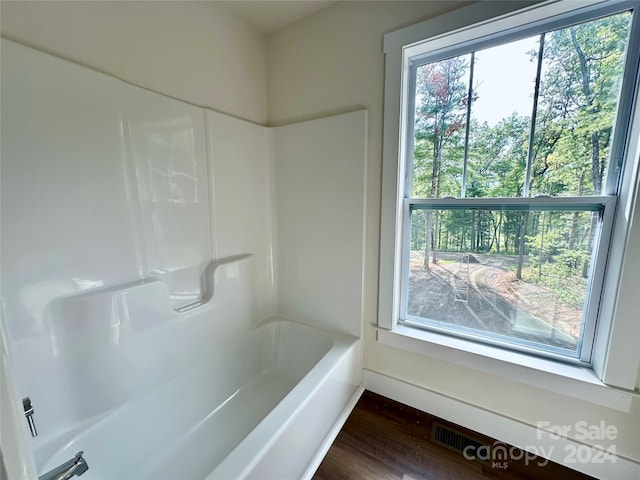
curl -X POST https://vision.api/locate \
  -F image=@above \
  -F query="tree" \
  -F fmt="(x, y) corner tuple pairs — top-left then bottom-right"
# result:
(532, 13), (631, 276)
(413, 55), (470, 269)
(408, 11), (631, 300)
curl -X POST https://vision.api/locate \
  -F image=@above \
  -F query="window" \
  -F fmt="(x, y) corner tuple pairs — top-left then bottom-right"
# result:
(380, 0), (640, 371)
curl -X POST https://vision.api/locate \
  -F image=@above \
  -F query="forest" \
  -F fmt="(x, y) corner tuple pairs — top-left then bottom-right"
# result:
(408, 11), (631, 317)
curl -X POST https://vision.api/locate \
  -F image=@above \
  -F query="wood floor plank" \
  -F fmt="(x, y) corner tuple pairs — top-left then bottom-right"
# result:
(313, 391), (595, 480)
(314, 439), (404, 480)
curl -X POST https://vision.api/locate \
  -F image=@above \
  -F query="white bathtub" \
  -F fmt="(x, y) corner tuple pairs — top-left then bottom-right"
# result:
(33, 316), (361, 480)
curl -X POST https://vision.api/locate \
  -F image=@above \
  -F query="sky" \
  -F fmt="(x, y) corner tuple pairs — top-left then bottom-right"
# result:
(471, 36), (540, 126)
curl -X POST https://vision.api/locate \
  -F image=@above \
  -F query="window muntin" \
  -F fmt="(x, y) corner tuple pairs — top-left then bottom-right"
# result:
(401, 8), (636, 363)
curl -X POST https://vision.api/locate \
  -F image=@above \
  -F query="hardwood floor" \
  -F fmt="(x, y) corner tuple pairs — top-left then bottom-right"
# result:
(313, 391), (595, 480)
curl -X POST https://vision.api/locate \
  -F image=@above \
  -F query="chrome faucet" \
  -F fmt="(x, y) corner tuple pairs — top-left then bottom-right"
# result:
(39, 452), (89, 480)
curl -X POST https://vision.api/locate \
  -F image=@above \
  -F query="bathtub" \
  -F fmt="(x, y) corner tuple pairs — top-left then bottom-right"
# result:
(32, 316), (361, 480)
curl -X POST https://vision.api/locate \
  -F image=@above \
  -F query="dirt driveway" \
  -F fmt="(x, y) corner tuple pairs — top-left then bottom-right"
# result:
(407, 252), (580, 351)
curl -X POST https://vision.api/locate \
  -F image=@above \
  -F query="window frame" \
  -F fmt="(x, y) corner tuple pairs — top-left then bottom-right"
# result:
(399, 197), (616, 365)
(379, 0), (640, 390)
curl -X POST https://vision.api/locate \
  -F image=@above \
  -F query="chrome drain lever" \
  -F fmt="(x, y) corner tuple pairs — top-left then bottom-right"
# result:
(22, 397), (37, 437)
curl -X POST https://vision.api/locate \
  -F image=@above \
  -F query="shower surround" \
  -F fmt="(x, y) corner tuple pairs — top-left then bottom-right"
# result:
(0, 39), (366, 479)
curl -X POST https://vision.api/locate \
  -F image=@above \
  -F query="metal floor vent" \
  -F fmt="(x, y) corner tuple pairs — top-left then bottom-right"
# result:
(430, 421), (490, 465)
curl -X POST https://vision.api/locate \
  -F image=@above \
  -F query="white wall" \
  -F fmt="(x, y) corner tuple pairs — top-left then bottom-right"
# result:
(266, 0), (640, 468)
(0, 0), (267, 124)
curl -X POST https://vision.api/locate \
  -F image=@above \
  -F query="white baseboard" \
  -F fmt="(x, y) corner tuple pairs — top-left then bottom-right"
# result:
(364, 369), (640, 479)
(301, 385), (364, 480)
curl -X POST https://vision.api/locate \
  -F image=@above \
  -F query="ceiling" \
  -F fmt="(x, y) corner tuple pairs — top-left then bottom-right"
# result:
(220, 1), (337, 34)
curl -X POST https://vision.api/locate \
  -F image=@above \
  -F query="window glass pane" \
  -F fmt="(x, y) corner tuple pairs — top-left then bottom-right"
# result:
(410, 11), (632, 200)
(412, 54), (471, 198)
(467, 37), (539, 198)
(407, 206), (601, 355)
(530, 12), (632, 197)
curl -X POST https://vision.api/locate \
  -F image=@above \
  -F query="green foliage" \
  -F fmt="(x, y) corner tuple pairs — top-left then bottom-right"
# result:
(530, 12), (631, 196)
(411, 12), (630, 198)
(409, 11), (630, 292)
(522, 264), (588, 307)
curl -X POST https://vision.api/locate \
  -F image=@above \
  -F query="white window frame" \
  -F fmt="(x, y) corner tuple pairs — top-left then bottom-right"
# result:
(379, 0), (640, 398)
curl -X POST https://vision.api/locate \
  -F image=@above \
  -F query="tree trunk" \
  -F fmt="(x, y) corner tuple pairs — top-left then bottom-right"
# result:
(432, 211), (440, 264)
(582, 212), (598, 278)
(538, 212), (546, 282)
(424, 133), (442, 270)
(489, 211), (502, 253)
(516, 212), (529, 280)
(569, 171), (585, 249)
(423, 211), (432, 270)
(470, 211), (476, 251)
(591, 132), (602, 195)
(571, 27), (604, 196)
(570, 28), (603, 278)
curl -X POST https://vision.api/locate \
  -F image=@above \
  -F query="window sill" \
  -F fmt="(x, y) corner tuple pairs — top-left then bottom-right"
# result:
(376, 324), (634, 412)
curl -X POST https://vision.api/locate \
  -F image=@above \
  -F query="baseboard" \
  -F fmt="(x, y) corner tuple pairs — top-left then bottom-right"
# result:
(301, 384), (365, 480)
(364, 369), (640, 479)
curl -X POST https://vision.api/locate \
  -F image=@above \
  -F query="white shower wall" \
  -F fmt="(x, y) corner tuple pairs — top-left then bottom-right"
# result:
(1, 38), (366, 476)
(273, 113), (367, 337)
(207, 111), (277, 319)
(123, 84), (212, 311)
(1, 37), (272, 442)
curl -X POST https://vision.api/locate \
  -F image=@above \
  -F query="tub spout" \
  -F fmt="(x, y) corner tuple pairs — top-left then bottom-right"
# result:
(39, 452), (89, 480)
